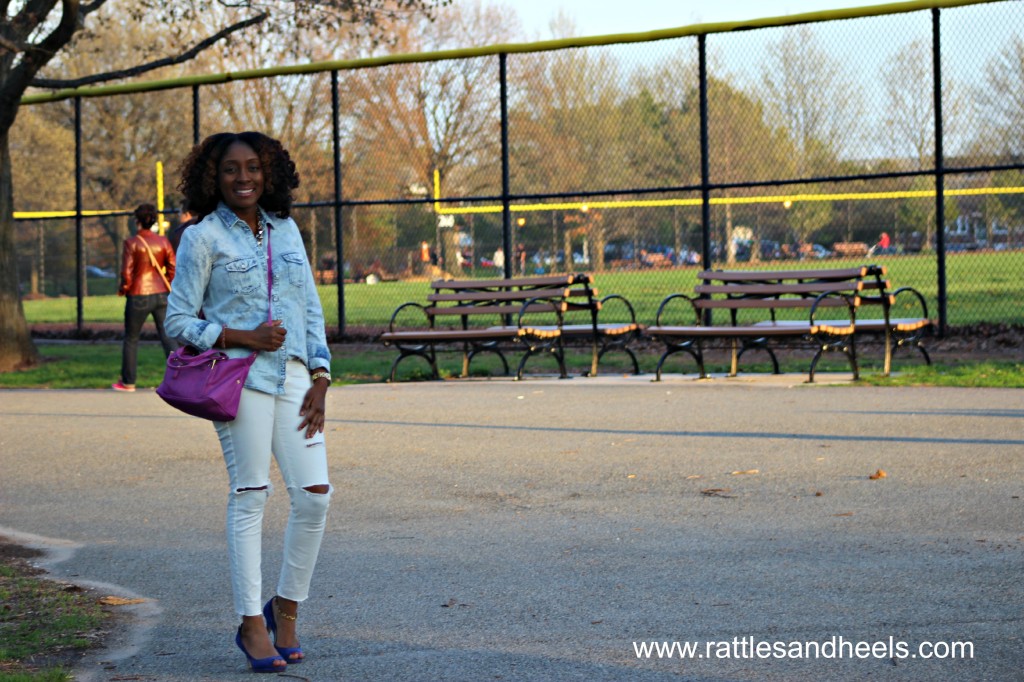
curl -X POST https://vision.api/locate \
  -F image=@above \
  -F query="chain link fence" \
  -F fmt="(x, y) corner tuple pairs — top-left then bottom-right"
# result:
(13, 0), (1024, 337)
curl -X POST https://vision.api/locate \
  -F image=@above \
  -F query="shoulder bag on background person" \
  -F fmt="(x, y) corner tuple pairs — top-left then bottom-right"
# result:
(156, 230), (272, 421)
(137, 235), (173, 292)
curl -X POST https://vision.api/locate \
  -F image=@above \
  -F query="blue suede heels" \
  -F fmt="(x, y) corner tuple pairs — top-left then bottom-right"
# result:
(263, 597), (304, 664)
(235, 626), (286, 673)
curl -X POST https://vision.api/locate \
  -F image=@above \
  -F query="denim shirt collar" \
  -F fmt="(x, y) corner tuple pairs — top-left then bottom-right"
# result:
(214, 202), (276, 234)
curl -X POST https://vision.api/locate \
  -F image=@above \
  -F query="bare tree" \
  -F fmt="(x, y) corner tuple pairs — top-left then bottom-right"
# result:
(757, 25), (864, 244)
(977, 35), (1024, 159)
(880, 39), (967, 169)
(0, 0), (444, 372)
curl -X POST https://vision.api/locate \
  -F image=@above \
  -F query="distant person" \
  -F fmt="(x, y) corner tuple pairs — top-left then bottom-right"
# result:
(169, 202), (198, 252)
(112, 204), (177, 392)
(878, 231), (891, 251)
(419, 240), (431, 273)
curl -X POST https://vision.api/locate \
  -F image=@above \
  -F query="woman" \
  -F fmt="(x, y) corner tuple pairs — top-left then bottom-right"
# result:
(165, 132), (332, 673)
(113, 203), (177, 392)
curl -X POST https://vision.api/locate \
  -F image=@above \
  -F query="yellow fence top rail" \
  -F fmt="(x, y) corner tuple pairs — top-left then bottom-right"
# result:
(20, 0), (1008, 106)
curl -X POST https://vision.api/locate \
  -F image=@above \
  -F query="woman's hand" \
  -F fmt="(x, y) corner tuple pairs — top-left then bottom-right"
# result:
(247, 320), (287, 351)
(298, 378), (329, 438)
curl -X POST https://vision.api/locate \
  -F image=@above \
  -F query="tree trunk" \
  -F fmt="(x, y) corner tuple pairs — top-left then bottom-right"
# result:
(0, 131), (40, 371)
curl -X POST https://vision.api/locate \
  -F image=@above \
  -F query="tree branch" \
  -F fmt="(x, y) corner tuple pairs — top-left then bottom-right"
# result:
(29, 12), (268, 90)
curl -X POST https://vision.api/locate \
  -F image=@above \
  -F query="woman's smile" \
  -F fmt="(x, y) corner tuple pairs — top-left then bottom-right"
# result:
(218, 141), (264, 215)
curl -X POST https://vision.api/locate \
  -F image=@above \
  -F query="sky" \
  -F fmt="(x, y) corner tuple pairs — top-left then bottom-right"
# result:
(510, 0), (892, 38)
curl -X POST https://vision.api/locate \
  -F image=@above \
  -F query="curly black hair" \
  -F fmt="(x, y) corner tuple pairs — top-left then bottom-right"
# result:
(176, 132), (300, 220)
(134, 203), (158, 230)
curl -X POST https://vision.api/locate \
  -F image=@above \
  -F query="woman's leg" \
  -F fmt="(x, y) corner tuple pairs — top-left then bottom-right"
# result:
(215, 387), (286, 668)
(150, 294), (177, 357)
(214, 388), (276, 618)
(273, 361), (332, 600)
(120, 296), (147, 385)
(269, 362), (332, 657)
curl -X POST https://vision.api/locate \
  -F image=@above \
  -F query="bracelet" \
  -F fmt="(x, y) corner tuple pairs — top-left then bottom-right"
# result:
(310, 370), (331, 385)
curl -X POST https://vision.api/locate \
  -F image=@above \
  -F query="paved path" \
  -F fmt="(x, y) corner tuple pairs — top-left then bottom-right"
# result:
(1, 375), (1021, 681)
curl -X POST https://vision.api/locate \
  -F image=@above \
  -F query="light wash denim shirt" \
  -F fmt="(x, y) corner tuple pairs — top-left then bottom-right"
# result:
(165, 203), (330, 395)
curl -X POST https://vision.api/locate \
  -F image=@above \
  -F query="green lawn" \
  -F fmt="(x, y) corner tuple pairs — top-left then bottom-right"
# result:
(2, 340), (1022, 389)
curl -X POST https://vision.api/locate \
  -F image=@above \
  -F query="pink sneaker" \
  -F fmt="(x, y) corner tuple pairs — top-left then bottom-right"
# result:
(111, 382), (136, 392)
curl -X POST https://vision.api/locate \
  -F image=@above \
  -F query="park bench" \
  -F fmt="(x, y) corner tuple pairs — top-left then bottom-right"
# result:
(733, 265), (933, 375)
(646, 265), (932, 382)
(379, 274), (640, 381)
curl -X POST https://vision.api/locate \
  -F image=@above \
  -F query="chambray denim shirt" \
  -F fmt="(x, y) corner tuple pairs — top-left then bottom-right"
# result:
(165, 203), (330, 395)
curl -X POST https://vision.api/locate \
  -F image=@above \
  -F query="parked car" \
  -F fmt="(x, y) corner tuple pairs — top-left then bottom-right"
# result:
(86, 265), (116, 278)
(759, 240), (783, 260)
(806, 244), (831, 259)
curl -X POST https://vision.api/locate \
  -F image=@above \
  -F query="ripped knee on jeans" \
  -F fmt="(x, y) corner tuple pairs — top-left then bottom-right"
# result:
(235, 485), (269, 494)
(302, 484), (330, 495)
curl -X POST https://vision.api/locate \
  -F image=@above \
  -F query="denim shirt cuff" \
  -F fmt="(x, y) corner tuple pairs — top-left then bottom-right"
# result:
(181, 319), (220, 351)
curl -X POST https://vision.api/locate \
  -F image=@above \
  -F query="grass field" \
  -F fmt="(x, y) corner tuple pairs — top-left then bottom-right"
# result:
(2, 339), (1022, 389)
(23, 251), (1024, 329)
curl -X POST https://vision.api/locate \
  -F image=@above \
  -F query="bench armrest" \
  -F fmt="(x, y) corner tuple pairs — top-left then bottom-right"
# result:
(517, 295), (565, 329)
(387, 301), (431, 333)
(655, 293), (700, 326)
(809, 291), (857, 327)
(891, 286), (930, 320)
(597, 293), (638, 325)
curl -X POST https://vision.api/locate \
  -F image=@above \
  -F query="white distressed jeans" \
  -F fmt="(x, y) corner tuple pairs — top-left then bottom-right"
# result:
(214, 360), (332, 617)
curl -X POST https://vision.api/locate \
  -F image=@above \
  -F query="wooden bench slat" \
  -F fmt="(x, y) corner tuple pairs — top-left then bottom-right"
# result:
(854, 318), (934, 333)
(539, 323), (640, 337)
(693, 297), (856, 310)
(698, 267), (868, 281)
(381, 327), (525, 342)
(425, 302), (567, 317)
(431, 274), (576, 290)
(427, 288), (570, 302)
(694, 281), (863, 295)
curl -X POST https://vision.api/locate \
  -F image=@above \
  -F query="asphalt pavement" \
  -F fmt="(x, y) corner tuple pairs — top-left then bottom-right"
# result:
(0, 373), (1021, 681)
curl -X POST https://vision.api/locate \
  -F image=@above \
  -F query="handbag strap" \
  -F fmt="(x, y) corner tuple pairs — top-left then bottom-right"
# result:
(264, 219), (273, 324)
(138, 234), (172, 292)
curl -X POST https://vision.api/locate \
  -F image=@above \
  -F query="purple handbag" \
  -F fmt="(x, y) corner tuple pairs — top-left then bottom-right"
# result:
(157, 225), (273, 421)
(156, 347), (256, 421)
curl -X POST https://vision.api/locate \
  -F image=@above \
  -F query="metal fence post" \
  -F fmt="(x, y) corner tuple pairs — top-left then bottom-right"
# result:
(698, 34), (711, 273)
(192, 84), (201, 145)
(698, 34), (712, 326)
(74, 96), (83, 334)
(332, 70), (346, 336)
(932, 7), (948, 336)
(500, 52), (512, 280)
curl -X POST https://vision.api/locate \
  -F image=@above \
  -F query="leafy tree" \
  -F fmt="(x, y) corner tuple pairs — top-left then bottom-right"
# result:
(0, 0), (444, 372)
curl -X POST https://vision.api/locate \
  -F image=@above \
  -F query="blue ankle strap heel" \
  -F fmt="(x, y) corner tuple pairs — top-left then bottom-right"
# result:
(263, 597), (304, 664)
(235, 626), (286, 673)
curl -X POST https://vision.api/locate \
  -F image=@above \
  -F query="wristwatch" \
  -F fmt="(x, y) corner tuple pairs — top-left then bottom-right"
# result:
(310, 369), (331, 385)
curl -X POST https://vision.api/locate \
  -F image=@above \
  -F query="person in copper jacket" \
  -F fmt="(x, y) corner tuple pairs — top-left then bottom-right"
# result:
(112, 203), (177, 392)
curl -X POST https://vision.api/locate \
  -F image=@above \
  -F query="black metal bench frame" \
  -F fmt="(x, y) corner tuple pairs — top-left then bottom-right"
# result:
(380, 274), (641, 381)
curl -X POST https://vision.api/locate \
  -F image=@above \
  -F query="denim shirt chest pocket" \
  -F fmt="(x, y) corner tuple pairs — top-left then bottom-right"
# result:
(281, 252), (307, 288)
(223, 256), (263, 295)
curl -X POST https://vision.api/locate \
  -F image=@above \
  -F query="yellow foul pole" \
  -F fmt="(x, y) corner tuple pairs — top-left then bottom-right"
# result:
(156, 161), (167, 235)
